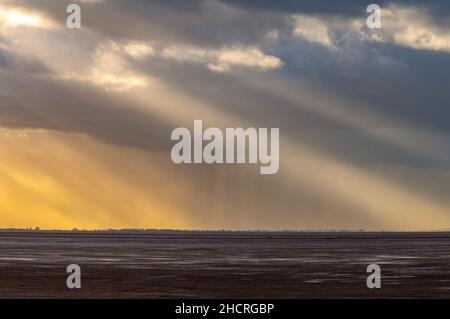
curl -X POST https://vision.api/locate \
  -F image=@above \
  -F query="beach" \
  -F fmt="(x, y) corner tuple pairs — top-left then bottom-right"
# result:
(0, 231), (449, 298)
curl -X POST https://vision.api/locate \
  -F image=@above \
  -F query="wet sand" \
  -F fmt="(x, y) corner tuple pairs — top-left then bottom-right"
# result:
(0, 231), (449, 298)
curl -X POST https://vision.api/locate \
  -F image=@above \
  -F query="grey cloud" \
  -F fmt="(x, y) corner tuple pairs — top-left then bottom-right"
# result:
(224, 0), (450, 19)
(0, 47), (50, 75)
(0, 71), (171, 151)
(10, 0), (292, 46)
(131, 39), (450, 167)
(2, 0), (450, 167)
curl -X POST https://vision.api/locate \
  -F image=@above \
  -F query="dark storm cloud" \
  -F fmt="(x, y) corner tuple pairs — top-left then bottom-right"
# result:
(7, 0), (450, 50)
(224, 0), (450, 19)
(274, 39), (450, 133)
(1, 0), (449, 161)
(133, 53), (450, 171)
(2, 0), (449, 167)
(9, 0), (292, 46)
(224, 0), (373, 16)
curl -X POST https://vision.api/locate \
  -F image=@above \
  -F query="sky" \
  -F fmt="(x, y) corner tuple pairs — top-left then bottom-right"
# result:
(0, 0), (449, 230)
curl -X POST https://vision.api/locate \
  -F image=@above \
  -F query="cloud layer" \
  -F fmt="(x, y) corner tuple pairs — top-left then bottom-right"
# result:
(0, 0), (449, 230)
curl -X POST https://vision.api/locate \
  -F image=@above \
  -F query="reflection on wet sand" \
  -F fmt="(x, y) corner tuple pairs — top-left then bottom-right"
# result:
(0, 231), (449, 298)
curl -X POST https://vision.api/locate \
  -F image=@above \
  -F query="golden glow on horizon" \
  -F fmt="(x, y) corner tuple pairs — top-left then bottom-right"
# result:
(0, 129), (188, 230)
(0, 128), (449, 231)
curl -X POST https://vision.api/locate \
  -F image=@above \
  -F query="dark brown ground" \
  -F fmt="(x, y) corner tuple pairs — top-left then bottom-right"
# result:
(0, 231), (449, 298)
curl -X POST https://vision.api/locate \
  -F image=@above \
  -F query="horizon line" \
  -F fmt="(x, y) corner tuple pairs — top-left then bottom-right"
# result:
(1, 227), (450, 233)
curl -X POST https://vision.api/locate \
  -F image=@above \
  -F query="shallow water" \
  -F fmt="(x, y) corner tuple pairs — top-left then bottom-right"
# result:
(0, 231), (449, 298)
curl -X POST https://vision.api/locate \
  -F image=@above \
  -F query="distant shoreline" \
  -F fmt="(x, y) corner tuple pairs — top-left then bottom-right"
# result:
(1, 229), (450, 236)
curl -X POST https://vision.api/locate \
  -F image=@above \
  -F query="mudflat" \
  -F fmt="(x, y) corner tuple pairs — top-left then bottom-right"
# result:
(0, 231), (449, 298)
